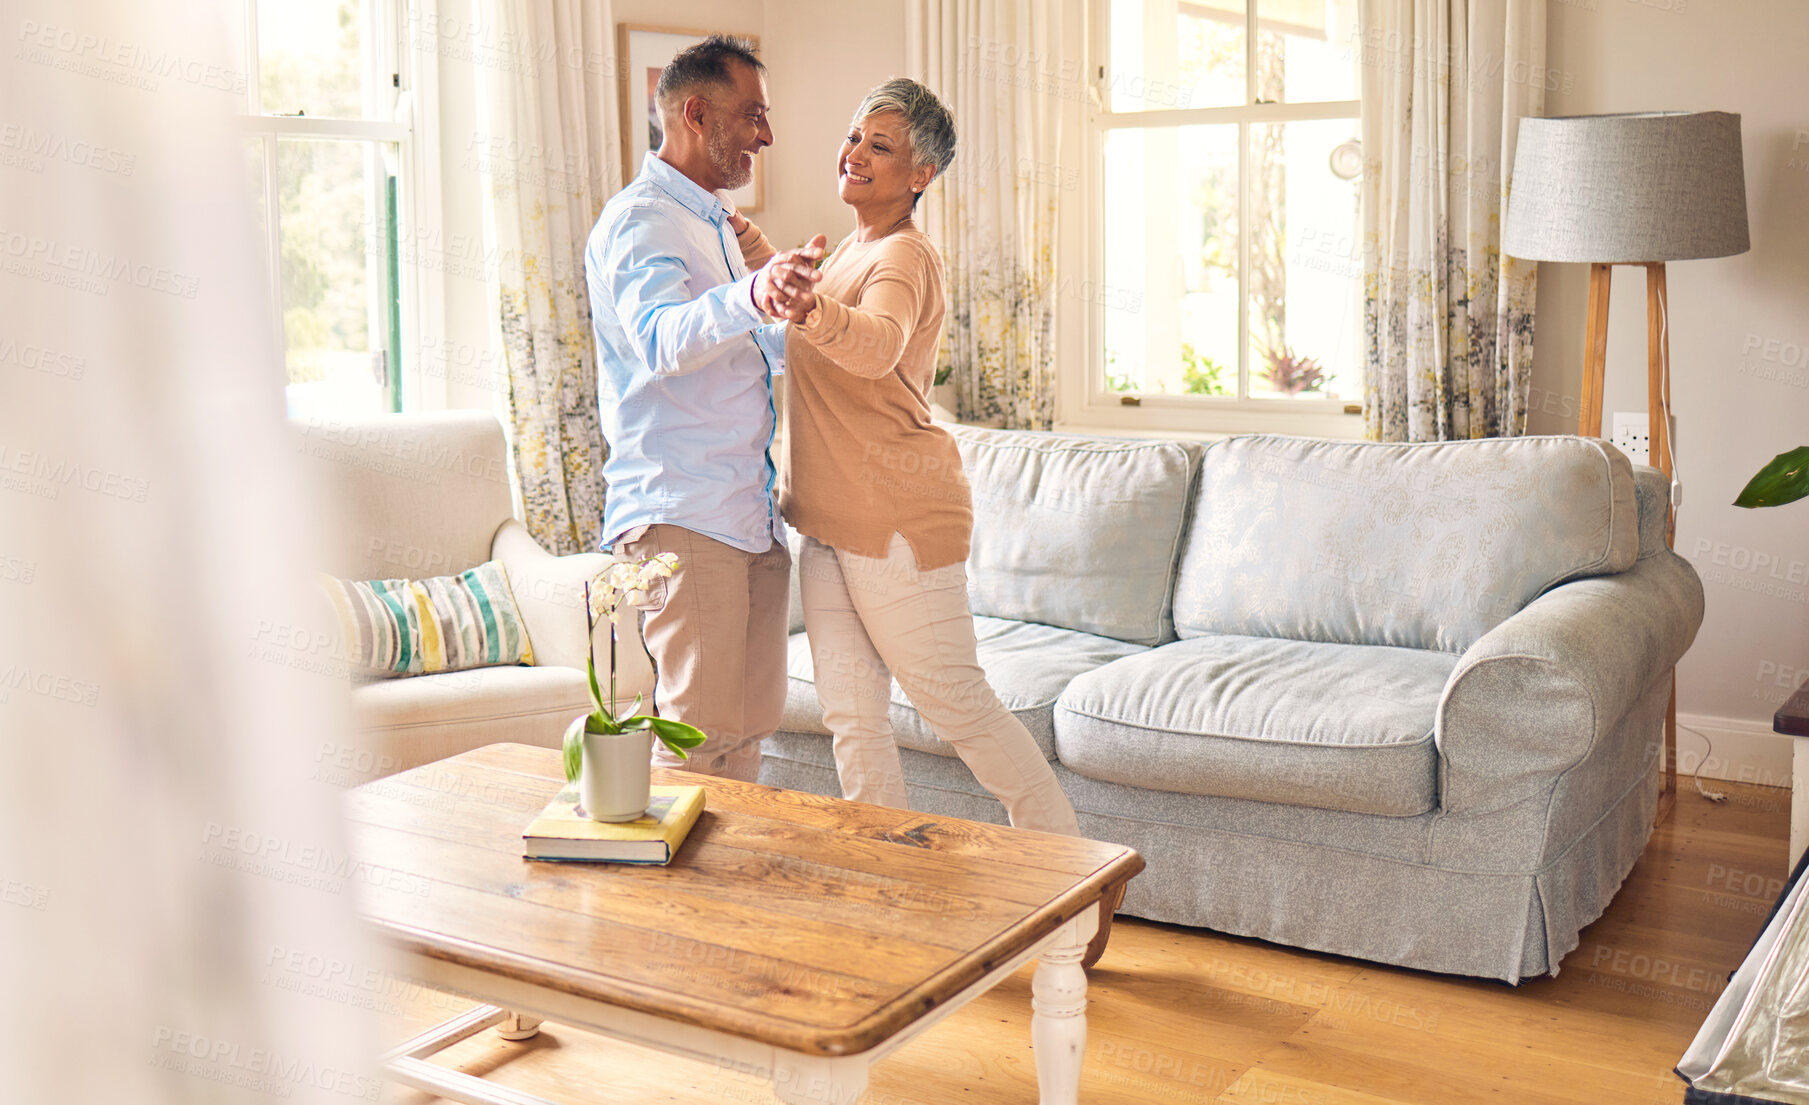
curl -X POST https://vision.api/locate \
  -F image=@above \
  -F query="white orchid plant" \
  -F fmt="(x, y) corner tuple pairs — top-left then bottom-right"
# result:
(563, 552), (706, 783)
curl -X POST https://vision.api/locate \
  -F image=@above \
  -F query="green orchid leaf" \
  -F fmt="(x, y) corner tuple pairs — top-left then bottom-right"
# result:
(585, 653), (605, 712)
(1735, 446), (1809, 508)
(646, 716), (708, 759)
(586, 711), (621, 734)
(618, 716), (654, 731)
(562, 715), (586, 783)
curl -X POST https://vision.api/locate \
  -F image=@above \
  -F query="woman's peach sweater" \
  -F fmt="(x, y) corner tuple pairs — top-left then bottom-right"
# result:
(775, 225), (971, 569)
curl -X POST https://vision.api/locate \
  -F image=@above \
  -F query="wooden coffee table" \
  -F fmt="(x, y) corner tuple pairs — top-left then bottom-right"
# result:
(344, 743), (1143, 1104)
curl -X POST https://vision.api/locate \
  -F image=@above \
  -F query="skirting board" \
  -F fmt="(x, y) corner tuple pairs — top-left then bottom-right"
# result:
(1675, 712), (1794, 790)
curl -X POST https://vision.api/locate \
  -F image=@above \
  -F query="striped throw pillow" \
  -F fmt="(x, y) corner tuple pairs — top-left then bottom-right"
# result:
(322, 560), (535, 677)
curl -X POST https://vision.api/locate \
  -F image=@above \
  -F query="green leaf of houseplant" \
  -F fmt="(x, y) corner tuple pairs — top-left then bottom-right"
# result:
(645, 716), (708, 760)
(1734, 446), (1809, 508)
(562, 714), (585, 783)
(585, 652), (606, 713)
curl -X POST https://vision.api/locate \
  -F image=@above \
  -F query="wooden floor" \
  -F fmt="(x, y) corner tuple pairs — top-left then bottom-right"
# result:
(380, 780), (1792, 1105)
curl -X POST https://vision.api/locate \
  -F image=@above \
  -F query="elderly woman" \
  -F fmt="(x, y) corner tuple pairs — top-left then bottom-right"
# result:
(755, 79), (1079, 837)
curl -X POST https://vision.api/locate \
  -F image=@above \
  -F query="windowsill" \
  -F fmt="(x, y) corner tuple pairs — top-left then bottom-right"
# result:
(1057, 395), (1367, 441)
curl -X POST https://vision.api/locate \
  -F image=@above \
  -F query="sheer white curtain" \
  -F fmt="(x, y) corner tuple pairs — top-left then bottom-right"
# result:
(474, 0), (620, 553)
(1359, 0), (1545, 441)
(914, 0), (1065, 430)
(0, 0), (385, 1098)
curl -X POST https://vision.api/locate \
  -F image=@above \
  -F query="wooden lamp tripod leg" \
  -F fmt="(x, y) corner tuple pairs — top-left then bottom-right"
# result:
(1578, 263), (1613, 436)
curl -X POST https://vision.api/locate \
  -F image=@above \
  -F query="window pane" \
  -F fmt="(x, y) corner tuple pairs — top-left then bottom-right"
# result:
(1261, 0), (1359, 104)
(1248, 120), (1361, 401)
(1102, 126), (1239, 397)
(278, 138), (391, 418)
(1109, 0), (1245, 112)
(258, 0), (372, 119)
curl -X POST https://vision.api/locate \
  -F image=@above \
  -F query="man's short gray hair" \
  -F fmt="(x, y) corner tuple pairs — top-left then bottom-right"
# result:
(852, 78), (957, 189)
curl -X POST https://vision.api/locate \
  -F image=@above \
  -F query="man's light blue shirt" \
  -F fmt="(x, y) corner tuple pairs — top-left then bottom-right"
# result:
(586, 153), (788, 553)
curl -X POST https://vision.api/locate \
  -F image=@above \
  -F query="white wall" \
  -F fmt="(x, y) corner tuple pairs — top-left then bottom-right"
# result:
(1537, 0), (1809, 781)
(762, 0), (910, 250)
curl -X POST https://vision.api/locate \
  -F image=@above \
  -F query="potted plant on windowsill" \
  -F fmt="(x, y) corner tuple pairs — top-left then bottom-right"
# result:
(564, 554), (706, 821)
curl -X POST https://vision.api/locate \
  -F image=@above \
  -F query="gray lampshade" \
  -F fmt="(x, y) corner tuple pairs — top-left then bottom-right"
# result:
(1503, 111), (1750, 263)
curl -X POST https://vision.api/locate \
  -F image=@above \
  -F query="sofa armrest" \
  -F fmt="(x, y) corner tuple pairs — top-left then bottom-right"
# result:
(1436, 550), (1704, 816)
(489, 520), (655, 704)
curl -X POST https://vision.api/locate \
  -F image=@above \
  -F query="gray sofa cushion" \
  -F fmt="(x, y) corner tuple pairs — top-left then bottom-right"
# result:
(1054, 635), (1458, 815)
(780, 615), (1146, 761)
(1172, 435), (1639, 653)
(952, 424), (1201, 646)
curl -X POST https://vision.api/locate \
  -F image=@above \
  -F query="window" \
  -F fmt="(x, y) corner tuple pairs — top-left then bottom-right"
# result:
(241, 0), (414, 418)
(1088, 0), (1363, 433)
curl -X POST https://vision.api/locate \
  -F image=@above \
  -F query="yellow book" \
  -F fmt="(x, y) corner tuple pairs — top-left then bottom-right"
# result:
(522, 785), (706, 864)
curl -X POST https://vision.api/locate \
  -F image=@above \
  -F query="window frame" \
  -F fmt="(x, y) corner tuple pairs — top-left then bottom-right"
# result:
(1071, 0), (1364, 438)
(239, 0), (446, 415)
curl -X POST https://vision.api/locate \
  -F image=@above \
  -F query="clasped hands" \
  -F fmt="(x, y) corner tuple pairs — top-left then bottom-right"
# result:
(753, 233), (828, 324)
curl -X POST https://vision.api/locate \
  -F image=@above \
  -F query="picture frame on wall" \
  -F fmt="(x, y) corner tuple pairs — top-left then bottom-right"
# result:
(617, 25), (763, 214)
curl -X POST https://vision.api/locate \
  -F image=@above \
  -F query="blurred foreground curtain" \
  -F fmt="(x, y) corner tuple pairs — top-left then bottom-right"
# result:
(475, 0), (620, 552)
(1359, 0), (1543, 441)
(914, 0), (1064, 429)
(1, 0), (386, 1098)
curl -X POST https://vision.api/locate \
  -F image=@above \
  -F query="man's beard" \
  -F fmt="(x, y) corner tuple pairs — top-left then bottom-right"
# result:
(707, 126), (754, 190)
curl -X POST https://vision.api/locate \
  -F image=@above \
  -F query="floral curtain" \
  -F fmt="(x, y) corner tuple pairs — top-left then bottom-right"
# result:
(1359, 0), (1544, 441)
(915, 0), (1063, 429)
(475, 0), (619, 552)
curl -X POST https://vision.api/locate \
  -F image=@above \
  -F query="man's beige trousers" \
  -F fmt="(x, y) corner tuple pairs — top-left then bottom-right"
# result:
(624, 524), (790, 782)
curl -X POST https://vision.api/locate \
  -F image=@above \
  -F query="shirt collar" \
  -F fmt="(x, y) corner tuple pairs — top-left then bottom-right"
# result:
(641, 152), (727, 226)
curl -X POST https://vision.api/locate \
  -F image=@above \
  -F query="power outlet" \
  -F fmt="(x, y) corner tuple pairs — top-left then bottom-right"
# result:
(1612, 412), (1651, 466)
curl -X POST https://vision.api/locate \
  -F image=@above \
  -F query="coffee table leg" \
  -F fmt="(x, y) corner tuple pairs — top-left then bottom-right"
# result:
(496, 1011), (541, 1040)
(772, 1053), (869, 1104)
(1032, 912), (1096, 1105)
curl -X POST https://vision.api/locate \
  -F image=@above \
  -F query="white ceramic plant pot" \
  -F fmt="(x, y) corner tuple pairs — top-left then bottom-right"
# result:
(577, 725), (652, 822)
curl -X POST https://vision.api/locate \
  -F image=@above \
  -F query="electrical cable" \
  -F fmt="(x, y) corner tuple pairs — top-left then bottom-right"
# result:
(1678, 722), (1730, 803)
(1658, 279), (1682, 513)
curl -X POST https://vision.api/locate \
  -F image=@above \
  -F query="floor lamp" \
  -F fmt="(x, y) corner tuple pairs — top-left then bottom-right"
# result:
(1503, 111), (1750, 823)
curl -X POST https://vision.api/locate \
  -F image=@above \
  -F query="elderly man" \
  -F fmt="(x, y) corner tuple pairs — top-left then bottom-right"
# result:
(585, 34), (822, 781)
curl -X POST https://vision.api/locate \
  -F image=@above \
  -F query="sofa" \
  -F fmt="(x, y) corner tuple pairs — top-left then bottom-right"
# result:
(295, 411), (652, 775)
(760, 426), (1704, 983)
